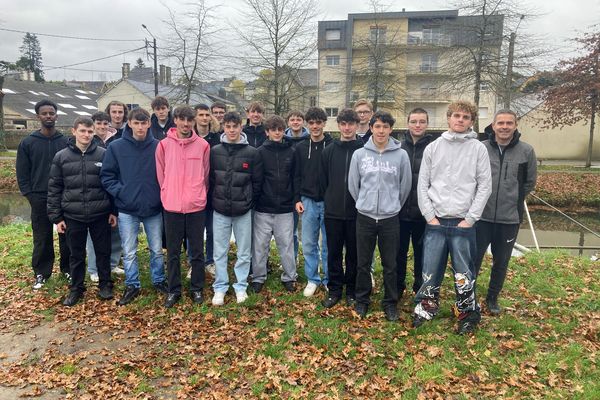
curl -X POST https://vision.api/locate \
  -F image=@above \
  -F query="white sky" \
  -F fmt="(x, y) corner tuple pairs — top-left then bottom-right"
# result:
(0, 0), (598, 82)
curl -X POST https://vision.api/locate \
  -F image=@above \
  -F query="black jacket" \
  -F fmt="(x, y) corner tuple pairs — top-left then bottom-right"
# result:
(197, 131), (221, 148)
(320, 138), (363, 220)
(210, 134), (263, 217)
(256, 138), (296, 214)
(47, 138), (112, 223)
(399, 132), (434, 221)
(294, 134), (333, 202)
(359, 128), (372, 144)
(243, 123), (267, 148)
(16, 130), (69, 199)
(149, 113), (175, 140)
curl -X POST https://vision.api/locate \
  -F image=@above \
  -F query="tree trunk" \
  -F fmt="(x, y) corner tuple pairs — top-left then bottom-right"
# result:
(0, 74), (5, 132)
(586, 92), (597, 168)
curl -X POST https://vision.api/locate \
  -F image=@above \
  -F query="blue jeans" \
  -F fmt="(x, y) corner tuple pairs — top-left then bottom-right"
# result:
(86, 226), (121, 275)
(414, 218), (479, 319)
(118, 212), (165, 288)
(213, 210), (252, 293)
(301, 196), (328, 285)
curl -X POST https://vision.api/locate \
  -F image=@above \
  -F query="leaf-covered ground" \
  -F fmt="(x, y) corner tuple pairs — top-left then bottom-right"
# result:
(0, 223), (598, 399)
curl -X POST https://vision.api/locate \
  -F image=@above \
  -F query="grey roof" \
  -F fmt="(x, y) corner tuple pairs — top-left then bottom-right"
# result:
(125, 79), (214, 105)
(2, 76), (101, 126)
(128, 67), (155, 83)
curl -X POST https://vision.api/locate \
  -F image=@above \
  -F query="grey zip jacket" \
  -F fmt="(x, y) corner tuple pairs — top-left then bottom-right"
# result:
(348, 136), (412, 220)
(417, 129), (492, 226)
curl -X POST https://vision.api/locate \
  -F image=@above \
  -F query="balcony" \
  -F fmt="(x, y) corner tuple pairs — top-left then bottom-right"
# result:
(405, 90), (450, 103)
(407, 34), (452, 47)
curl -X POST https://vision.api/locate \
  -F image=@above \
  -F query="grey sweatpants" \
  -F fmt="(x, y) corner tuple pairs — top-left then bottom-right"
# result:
(252, 211), (297, 284)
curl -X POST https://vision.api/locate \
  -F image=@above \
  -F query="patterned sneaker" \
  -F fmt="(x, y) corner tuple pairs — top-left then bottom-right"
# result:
(32, 274), (46, 290)
(457, 311), (481, 335)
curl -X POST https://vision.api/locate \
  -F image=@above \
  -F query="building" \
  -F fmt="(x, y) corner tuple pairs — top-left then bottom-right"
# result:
(318, 10), (502, 132)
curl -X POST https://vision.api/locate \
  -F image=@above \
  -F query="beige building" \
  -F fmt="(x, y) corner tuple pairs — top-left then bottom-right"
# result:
(318, 10), (502, 132)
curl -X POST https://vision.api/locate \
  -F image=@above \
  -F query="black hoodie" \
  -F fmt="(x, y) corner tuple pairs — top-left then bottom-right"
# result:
(256, 138), (296, 214)
(320, 138), (363, 220)
(293, 133), (333, 202)
(399, 131), (434, 221)
(243, 123), (267, 148)
(149, 112), (175, 140)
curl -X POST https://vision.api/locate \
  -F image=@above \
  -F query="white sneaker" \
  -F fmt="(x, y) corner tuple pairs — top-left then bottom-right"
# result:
(186, 268), (192, 279)
(235, 290), (248, 304)
(212, 291), (226, 306)
(89, 273), (99, 283)
(303, 282), (319, 297)
(205, 263), (216, 276)
(112, 266), (125, 275)
(32, 274), (46, 290)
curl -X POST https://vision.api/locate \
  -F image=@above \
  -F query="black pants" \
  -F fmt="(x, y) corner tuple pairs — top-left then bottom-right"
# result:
(164, 210), (206, 295)
(65, 216), (112, 293)
(28, 194), (70, 278)
(474, 221), (520, 300)
(355, 213), (399, 308)
(397, 219), (426, 297)
(324, 218), (357, 298)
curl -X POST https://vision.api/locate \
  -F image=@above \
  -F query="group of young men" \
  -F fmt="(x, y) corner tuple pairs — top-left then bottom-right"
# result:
(16, 95), (536, 334)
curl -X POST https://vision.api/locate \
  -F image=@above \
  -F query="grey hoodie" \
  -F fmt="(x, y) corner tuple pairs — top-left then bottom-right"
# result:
(417, 129), (492, 226)
(348, 136), (412, 221)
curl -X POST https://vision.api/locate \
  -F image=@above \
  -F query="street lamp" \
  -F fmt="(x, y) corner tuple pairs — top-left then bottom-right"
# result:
(504, 15), (525, 109)
(142, 24), (159, 96)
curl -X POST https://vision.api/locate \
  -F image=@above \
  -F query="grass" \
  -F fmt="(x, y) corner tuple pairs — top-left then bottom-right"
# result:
(0, 223), (598, 399)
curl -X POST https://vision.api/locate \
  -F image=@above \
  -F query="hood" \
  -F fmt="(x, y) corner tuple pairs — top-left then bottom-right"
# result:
(364, 135), (402, 153)
(401, 131), (434, 148)
(151, 112), (173, 127)
(285, 126), (309, 138)
(220, 132), (249, 145)
(122, 125), (156, 148)
(263, 137), (293, 150)
(166, 127), (200, 145)
(333, 138), (363, 150)
(31, 130), (64, 141)
(441, 129), (478, 142)
(489, 129), (522, 148)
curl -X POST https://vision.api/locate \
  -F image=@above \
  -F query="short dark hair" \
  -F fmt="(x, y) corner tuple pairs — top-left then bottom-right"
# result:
(211, 102), (226, 112)
(150, 96), (170, 110)
(91, 111), (110, 123)
(194, 103), (210, 112)
(128, 107), (151, 122)
(173, 105), (196, 120)
(223, 111), (242, 125)
(493, 109), (518, 123)
(104, 101), (128, 116)
(305, 107), (327, 122)
(264, 115), (286, 131)
(246, 101), (265, 114)
(369, 111), (395, 127)
(407, 108), (429, 123)
(34, 99), (58, 114)
(73, 116), (93, 129)
(286, 110), (304, 121)
(336, 108), (360, 124)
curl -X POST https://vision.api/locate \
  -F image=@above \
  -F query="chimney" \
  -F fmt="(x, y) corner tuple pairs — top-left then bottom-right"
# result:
(28, 71), (35, 81)
(122, 63), (131, 79)
(159, 64), (166, 85)
(165, 66), (172, 86)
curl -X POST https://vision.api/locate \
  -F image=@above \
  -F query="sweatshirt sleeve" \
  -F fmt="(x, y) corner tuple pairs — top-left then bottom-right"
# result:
(465, 143), (492, 225)
(347, 151), (360, 202)
(398, 149), (412, 209)
(16, 140), (32, 196)
(203, 142), (210, 193)
(251, 149), (264, 205)
(524, 145), (537, 195)
(155, 141), (166, 189)
(417, 146), (436, 222)
(319, 147), (329, 198)
(46, 153), (64, 224)
(293, 147), (302, 203)
(100, 145), (123, 199)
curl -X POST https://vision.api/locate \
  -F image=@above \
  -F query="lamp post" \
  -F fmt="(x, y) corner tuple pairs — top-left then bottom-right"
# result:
(504, 15), (525, 109)
(142, 24), (159, 97)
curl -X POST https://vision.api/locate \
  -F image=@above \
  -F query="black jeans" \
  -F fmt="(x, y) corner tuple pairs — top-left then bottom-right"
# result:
(355, 213), (400, 308)
(397, 219), (426, 296)
(65, 216), (112, 293)
(28, 194), (69, 278)
(324, 218), (357, 298)
(164, 210), (206, 295)
(474, 221), (520, 300)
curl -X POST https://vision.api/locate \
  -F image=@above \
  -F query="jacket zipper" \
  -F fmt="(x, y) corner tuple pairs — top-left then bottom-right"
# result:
(492, 144), (505, 223)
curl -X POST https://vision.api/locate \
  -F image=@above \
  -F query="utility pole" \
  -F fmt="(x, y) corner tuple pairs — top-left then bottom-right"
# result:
(504, 15), (524, 109)
(142, 24), (159, 96)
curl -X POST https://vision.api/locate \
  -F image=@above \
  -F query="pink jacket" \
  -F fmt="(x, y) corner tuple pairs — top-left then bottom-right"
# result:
(155, 128), (210, 213)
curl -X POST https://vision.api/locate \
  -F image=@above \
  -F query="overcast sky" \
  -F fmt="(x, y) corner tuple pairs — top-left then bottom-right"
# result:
(1, 0), (598, 82)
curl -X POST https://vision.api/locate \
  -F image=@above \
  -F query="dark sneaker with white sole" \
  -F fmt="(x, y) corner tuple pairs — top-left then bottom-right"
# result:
(457, 311), (481, 335)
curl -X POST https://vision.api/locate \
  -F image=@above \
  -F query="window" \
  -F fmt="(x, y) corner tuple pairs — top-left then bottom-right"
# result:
(126, 103), (140, 111)
(325, 29), (341, 41)
(420, 83), (437, 98)
(480, 81), (490, 91)
(323, 81), (340, 92)
(326, 55), (340, 66)
(350, 91), (360, 102)
(325, 107), (338, 117)
(309, 96), (317, 107)
(420, 54), (438, 73)
(422, 26), (441, 44)
(370, 27), (387, 44)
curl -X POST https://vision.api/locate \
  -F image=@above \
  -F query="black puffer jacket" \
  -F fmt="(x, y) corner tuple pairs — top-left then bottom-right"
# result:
(47, 138), (112, 223)
(256, 138), (296, 214)
(320, 138), (363, 220)
(243, 123), (267, 148)
(210, 133), (263, 217)
(399, 132), (434, 221)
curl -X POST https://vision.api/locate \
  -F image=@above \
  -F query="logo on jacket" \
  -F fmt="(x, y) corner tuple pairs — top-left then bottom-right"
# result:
(360, 155), (397, 175)
(242, 162), (249, 169)
(94, 162), (102, 167)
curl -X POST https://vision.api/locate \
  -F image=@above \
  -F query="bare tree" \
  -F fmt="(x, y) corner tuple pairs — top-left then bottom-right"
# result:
(235, 0), (319, 115)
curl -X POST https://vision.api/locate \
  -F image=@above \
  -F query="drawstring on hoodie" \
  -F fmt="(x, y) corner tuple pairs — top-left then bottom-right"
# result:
(308, 138), (312, 159)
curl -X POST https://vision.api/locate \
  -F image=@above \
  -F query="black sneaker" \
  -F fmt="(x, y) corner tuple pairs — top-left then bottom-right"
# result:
(251, 282), (264, 293)
(283, 281), (296, 292)
(32, 274), (46, 290)
(153, 281), (169, 295)
(384, 305), (399, 322)
(98, 286), (114, 300)
(118, 285), (140, 306)
(345, 295), (356, 307)
(164, 293), (181, 308)
(322, 295), (341, 308)
(63, 291), (83, 307)
(457, 311), (481, 335)
(355, 303), (368, 319)
(486, 297), (501, 316)
(191, 291), (203, 304)
(412, 314), (427, 328)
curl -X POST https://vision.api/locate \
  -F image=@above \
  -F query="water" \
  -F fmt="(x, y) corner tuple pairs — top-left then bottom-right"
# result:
(0, 194), (598, 257)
